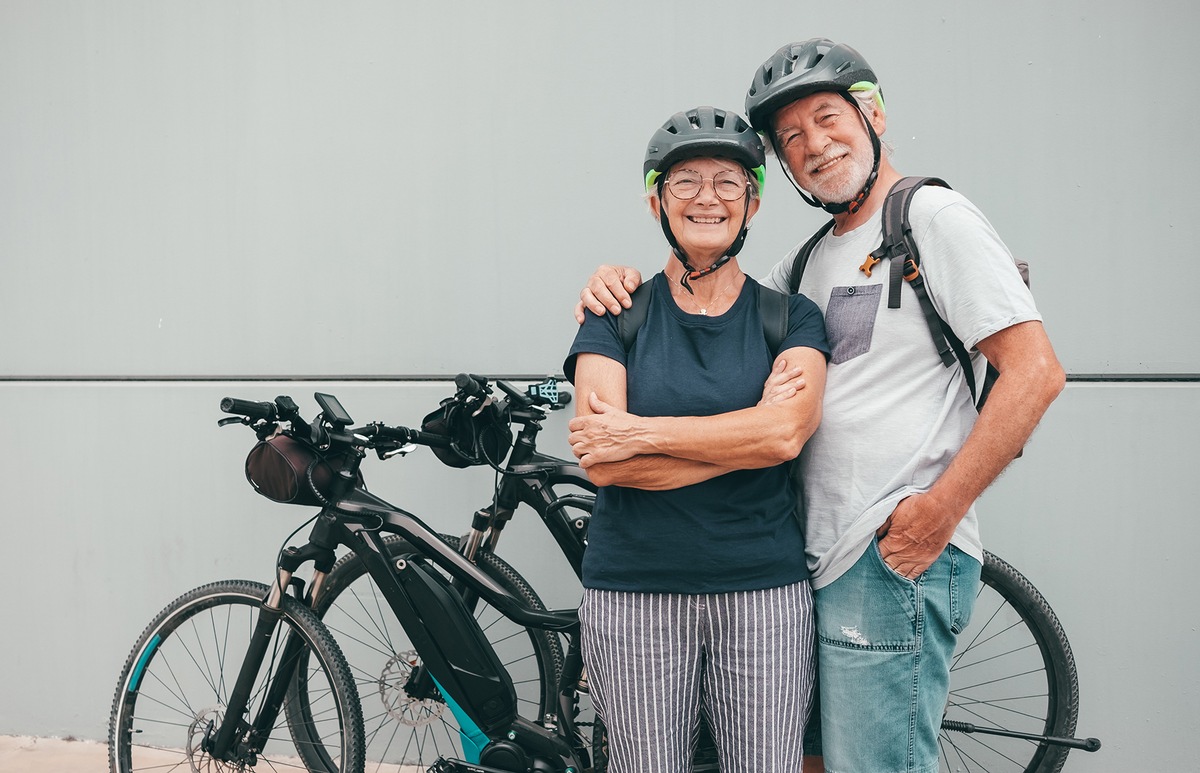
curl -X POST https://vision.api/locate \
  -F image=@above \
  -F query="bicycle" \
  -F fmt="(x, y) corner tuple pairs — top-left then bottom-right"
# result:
(283, 376), (1101, 773)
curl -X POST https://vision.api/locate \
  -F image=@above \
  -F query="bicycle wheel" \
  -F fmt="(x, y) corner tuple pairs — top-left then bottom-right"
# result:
(939, 551), (1080, 773)
(291, 534), (563, 770)
(109, 579), (364, 773)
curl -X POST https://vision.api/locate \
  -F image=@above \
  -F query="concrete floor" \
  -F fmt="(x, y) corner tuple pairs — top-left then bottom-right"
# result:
(0, 735), (108, 772)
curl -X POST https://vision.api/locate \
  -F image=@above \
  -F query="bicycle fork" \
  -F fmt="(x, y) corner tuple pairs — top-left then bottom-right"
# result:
(204, 543), (337, 763)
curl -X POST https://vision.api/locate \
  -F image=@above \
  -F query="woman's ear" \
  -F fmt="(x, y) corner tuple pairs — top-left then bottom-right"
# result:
(745, 194), (761, 223)
(648, 193), (662, 222)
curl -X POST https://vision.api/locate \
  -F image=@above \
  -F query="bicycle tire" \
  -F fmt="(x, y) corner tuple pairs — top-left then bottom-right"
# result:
(940, 550), (1080, 773)
(109, 579), (364, 773)
(289, 533), (563, 770)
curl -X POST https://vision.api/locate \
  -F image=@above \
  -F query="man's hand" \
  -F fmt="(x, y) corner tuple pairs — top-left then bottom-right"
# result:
(573, 265), (644, 323)
(759, 358), (808, 406)
(567, 392), (645, 467)
(876, 492), (963, 579)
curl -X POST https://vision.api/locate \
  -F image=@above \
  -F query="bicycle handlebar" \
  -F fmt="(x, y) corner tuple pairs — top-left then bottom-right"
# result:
(220, 374), (570, 460)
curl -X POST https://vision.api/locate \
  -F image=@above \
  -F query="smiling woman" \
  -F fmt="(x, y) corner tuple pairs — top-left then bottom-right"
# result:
(655, 157), (759, 298)
(562, 106), (831, 771)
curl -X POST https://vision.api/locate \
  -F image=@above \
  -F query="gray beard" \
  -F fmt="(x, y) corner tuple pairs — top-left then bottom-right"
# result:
(804, 152), (873, 205)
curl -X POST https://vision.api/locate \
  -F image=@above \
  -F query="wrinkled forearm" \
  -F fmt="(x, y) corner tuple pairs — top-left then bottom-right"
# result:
(585, 454), (732, 490)
(635, 401), (820, 469)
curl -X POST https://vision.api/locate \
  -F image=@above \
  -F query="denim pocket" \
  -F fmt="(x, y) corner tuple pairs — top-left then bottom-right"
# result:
(815, 541), (918, 650)
(824, 284), (882, 364)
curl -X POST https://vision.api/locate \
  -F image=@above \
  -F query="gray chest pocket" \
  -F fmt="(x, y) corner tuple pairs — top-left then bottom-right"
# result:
(825, 284), (882, 364)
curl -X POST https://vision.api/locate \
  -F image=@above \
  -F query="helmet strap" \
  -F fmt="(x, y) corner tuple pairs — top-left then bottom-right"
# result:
(657, 181), (750, 293)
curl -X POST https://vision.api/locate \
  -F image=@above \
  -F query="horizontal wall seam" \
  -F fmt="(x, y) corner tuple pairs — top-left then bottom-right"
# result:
(0, 373), (1198, 384)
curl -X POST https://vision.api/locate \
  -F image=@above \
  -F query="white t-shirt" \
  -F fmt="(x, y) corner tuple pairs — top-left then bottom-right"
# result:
(762, 186), (1041, 588)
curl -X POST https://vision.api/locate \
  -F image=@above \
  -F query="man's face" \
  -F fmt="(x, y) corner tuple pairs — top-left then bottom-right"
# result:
(771, 91), (878, 205)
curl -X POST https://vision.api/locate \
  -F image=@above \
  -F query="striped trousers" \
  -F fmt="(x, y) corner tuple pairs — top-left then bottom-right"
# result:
(580, 582), (815, 773)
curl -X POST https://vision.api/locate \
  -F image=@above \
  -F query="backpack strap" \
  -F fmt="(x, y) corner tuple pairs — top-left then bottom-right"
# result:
(786, 220), (835, 293)
(872, 176), (992, 405)
(869, 177), (962, 372)
(757, 285), (789, 357)
(617, 281), (654, 353)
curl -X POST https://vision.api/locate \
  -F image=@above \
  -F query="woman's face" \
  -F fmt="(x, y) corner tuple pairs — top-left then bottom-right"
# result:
(655, 157), (759, 265)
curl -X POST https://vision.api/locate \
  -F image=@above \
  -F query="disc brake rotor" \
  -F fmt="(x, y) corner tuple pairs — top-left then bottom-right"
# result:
(379, 649), (446, 727)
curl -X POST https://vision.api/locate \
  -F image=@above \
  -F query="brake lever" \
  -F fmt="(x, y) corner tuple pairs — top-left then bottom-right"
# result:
(377, 442), (417, 460)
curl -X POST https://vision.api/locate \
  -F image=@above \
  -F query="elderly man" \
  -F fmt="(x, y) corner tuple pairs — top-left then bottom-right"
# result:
(569, 38), (1064, 773)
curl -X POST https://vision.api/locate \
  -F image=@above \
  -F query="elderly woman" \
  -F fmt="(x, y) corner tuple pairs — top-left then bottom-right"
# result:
(564, 107), (829, 772)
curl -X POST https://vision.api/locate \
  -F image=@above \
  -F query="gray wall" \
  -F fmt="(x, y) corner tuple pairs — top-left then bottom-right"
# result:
(1, 1), (1195, 770)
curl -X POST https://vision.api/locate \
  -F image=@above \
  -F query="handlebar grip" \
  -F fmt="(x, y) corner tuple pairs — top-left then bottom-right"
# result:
(220, 397), (278, 421)
(454, 373), (488, 398)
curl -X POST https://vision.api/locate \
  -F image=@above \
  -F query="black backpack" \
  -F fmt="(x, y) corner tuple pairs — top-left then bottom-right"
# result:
(786, 176), (1029, 409)
(618, 277), (790, 357)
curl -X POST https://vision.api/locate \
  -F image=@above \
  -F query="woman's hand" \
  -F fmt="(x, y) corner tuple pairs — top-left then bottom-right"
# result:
(759, 358), (808, 406)
(574, 265), (644, 323)
(568, 392), (645, 467)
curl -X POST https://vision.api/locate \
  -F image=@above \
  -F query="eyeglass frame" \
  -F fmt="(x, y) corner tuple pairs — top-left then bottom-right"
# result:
(645, 163), (766, 200)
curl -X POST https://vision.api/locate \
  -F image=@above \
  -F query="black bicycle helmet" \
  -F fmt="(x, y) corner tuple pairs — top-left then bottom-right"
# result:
(643, 106), (766, 290)
(745, 39), (884, 215)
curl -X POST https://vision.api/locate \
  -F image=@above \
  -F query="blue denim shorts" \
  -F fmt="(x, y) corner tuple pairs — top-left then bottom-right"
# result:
(812, 539), (981, 773)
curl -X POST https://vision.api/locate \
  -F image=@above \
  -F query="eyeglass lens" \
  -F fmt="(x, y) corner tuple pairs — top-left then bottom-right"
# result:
(666, 171), (748, 201)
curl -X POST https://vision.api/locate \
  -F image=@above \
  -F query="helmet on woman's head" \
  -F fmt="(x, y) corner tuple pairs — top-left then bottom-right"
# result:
(643, 106), (766, 195)
(745, 38), (881, 130)
(643, 106), (765, 289)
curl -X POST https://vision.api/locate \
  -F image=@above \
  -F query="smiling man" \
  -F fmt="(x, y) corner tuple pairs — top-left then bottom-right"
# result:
(573, 39), (1065, 773)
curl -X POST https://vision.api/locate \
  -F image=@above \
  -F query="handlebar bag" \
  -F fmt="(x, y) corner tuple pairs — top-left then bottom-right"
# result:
(244, 434), (359, 506)
(420, 401), (512, 469)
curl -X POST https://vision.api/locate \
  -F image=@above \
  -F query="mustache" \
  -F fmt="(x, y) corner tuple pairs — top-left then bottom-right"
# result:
(807, 142), (853, 174)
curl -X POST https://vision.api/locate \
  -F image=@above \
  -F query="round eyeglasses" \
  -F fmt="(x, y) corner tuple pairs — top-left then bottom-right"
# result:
(665, 170), (750, 201)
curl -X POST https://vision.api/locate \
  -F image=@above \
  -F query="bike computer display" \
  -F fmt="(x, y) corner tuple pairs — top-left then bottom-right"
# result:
(314, 392), (353, 426)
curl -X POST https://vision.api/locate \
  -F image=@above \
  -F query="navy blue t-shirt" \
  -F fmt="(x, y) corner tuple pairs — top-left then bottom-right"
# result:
(565, 273), (829, 593)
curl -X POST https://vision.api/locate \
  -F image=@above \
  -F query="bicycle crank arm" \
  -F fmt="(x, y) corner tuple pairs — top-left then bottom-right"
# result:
(941, 720), (1102, 751)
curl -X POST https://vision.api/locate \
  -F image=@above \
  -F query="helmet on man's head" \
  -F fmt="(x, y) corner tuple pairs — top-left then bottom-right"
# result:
(643, 106), (766, 194)
(745, 38), (881, 131)
(744, 39), (885, 216)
